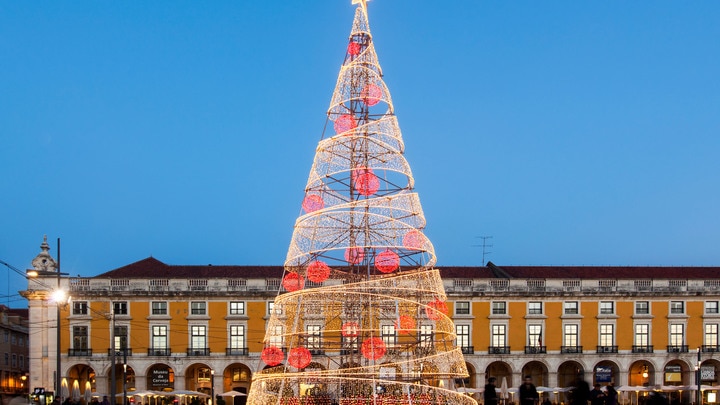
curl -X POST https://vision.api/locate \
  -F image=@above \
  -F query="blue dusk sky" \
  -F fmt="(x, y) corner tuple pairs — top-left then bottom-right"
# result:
(2, 1), (719, 306)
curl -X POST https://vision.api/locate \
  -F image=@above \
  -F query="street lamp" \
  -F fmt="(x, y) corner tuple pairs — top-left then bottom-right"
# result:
(123, 363), (128, 405)
(210, 370), (215, 405)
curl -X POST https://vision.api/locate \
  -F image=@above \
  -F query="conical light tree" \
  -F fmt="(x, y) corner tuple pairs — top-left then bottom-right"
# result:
(246, 2), (476, 405)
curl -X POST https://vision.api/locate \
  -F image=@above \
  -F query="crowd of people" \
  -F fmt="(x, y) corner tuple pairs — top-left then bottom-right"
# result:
(482, 375), (635, 405)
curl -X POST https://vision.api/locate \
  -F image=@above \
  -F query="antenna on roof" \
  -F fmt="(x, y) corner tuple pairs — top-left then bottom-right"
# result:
(472, 236), (493, 265)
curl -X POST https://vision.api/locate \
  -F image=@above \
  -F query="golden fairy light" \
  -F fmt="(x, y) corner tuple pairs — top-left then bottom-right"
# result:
(246, 2), (476, 405)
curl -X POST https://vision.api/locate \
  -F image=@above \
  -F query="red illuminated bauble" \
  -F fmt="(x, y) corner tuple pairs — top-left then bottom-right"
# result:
(334, 114), (357, 134)
(261, 346), (284, 366)
(344, 247), (364, 264)
(287, 347), (312, 369)
(361, 83), (382, 106)
(347, 42), (361, 56)
(402, 230), (424, 250)
(282, 272), (305, 292)
(302, 194), (324, 213)
(361, 337), (386, 360)
(307, 260), (331, 283)
(352, 167), (380, 196)
(425, 299), (449, 321)
(395, 315), (416, 334)
(341, 321), (360, 337)
(375, 249), (399, 273)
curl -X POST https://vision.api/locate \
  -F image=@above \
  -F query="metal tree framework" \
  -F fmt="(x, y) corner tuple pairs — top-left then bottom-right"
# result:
(246, 2), (476, 405)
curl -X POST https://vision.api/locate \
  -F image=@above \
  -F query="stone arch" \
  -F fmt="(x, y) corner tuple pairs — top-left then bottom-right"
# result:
(486, 361), (513, 386)
(661, 359), (690, 405)
(521, 360), (550, 387)
(183, 362), (212, 394)
(222, 362), (253, 405)
(591, 360), (620, 386)
(628, 360), (654, 387)
(146, 363), (175, 392)
(66, 364), (96, 404)
(557, 360), (585, 388)
(107, 363), (136, 397)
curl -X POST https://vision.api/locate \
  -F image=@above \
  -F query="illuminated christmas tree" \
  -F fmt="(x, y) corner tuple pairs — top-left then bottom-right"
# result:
(246, 1), (476, 404)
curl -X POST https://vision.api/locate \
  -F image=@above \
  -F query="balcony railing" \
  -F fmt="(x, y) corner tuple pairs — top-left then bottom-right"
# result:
(667, 345), (688, 353)
(68, 349), (92, 356)
(340, 349), (358, 355)
(107, 348), (133, 357)
(488, 346), (510, 355)
(525, 346), (547, 354)
(632, 345), (654, 353)
(702, 345), (720, 353)
(596, 346), (618, 354)
(226, 347), (249, 356)
(148, 348), (172, 356)
(309, 349), (325, 356)
(461, 346), (474, 355)
(561, 346), (583, 354)
(187, 348), (210, 356)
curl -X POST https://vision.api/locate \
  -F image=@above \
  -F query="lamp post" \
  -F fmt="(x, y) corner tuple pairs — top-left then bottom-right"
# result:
(697, 347), (702, 405)
(123, 363), (127, 405)
(210, 369), (215, 405)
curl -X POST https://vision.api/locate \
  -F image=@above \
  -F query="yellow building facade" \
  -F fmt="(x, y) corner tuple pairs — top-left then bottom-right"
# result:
(23, 251), (720, 405)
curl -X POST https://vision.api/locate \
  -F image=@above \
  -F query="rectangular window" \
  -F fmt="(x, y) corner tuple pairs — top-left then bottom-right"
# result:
(268, 302), (283, 315)
(152, 326), (167, 349)
(564, 301), (579, 315)
(705, 324), (718, 347)
(635, 324), (650, 346)
(528, 324), (542, 347)
(670, 301), (684, 314)
(113, 301), (128, 315)
(306, 325), (321, 349)
(636, 301), (650, 315)
(456, 325), (470, 348)
(600, 301), (614, 315)
(114, 325), (128, 349)
(230, 325), (245, 350)
(151, 302), (167, 315)
(268, 325), (284, 347)
(72, 301), (88, 315)
(564, 324), (579, 347)
(12, 354), (16, 367)
(455, 301), (470, 315)
(670, 324), (684, 346)
(706, 301), (719, 314)
(381, 325), (397, 347)
(190, 326), (207, 349)
(528, 302), (543, 315)
(491, 324), (506, 347)
(229, 301), (245, 315)
(190, 302), (207, 315)
(419, 324), (433, 348)
(600, 324), (614, 346)
(73, 326), (88, 349)
(492, 302), (507, 315)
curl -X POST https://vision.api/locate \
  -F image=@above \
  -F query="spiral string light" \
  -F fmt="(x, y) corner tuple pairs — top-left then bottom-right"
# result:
(246, 2), (476, 405)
